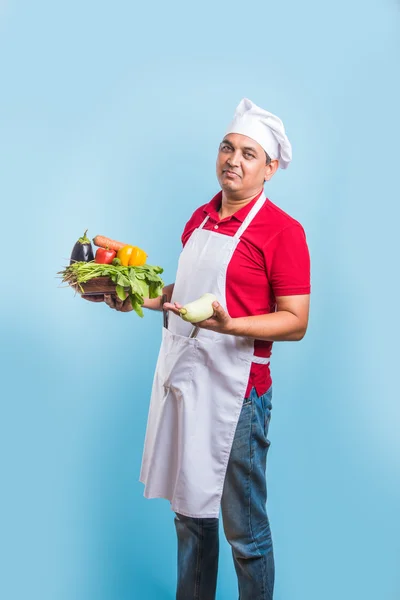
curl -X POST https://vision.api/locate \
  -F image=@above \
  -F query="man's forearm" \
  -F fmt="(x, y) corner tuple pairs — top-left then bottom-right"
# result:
(143, 283), (175, 311)
(227, 310), (307, 342)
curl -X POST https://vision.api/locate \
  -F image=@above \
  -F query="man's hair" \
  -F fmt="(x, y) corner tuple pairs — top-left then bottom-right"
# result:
(265, 151), (272, 165)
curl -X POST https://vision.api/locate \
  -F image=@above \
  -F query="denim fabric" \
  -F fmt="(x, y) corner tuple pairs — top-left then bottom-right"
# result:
(174, 385), (274, 600)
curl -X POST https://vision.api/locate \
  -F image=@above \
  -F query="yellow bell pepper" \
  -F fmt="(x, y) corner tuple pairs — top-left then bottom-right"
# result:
(128, 246), (147, 266)
(117, 245), (147, 267)
(117, 245), (134, 266)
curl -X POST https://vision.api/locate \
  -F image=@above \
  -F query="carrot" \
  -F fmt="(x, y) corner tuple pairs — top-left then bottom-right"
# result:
(92, 235), (127, 252)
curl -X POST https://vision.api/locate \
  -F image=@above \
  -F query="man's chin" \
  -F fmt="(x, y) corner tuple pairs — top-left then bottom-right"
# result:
(220, 180), (241, 192)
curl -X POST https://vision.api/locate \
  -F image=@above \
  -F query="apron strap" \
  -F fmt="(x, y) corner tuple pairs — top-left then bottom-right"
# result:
(198, 215), (210, 229)
(198, 191), (266, 236)
(234, 191), (267, 239)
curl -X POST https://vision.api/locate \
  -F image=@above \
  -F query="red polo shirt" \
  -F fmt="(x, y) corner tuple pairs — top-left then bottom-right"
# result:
(181, 189), (311, 398)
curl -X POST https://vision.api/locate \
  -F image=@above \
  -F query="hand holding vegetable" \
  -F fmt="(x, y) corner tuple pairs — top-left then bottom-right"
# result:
(163, 294), (216, 321)
(60, 253), (164, 317)
(163, 293), (233, 334)
(195, 301), (233, 334)
(179, 293), (217, 322)
(81, 293), (136, 312)
(80, 294), (129, 309)
(60, 230), (164, 317)
(104, 294), (133, 312)
(81, 294), (105, 303)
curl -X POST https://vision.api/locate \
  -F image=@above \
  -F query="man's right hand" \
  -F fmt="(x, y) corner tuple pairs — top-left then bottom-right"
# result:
(81, 282), (174, 313)
(81, 294), (133, 312)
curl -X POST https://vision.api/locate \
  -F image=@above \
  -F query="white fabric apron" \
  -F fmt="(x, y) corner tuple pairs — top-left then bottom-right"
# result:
(139, 191), (270, 518)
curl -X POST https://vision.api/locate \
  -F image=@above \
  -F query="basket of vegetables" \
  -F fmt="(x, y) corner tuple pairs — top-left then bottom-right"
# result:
(58, 231), (164, 317)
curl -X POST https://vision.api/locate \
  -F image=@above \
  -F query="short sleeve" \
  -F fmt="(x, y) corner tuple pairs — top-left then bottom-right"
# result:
(181, 218), (194, 247)
(266, 224), (311, 296)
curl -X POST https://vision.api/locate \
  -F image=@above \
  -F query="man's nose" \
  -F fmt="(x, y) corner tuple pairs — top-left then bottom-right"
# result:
(227, 150), (241, 167)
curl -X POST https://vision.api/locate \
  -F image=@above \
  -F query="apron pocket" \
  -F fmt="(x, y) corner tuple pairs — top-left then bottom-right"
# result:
(158, 328), (197, 390)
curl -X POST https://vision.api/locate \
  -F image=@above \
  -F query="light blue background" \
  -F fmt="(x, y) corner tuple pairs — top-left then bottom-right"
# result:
(1, 1), (399, 599)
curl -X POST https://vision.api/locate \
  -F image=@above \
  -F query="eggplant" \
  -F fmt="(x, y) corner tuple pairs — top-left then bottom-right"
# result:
(70, 229), (95, 264)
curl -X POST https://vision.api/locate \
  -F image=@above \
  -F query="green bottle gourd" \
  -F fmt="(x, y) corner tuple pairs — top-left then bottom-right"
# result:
(179, 293), (217, 323)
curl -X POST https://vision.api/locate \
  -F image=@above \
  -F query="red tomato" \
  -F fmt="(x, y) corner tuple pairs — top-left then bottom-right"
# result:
(95, 247), (117, 264)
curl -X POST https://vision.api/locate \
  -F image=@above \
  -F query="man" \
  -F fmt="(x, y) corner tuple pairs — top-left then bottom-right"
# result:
(84, 98), (311, 600)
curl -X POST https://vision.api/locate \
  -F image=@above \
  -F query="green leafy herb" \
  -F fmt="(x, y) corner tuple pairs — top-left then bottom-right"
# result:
(58, 261), (165, 318)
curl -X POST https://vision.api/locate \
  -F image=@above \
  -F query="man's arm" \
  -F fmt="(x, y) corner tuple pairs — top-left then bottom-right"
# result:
(226, 294), (310, 341)
(142, 283), (175, 311)
(164, 294), (310, 341)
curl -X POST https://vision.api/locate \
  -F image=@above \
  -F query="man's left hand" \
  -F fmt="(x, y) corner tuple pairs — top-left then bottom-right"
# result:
(163, 301), (233, 335)
(194, 301), (233, 334)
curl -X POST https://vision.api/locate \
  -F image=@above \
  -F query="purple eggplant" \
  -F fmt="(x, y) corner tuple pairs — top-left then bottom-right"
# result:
(70, 229), (94, 264)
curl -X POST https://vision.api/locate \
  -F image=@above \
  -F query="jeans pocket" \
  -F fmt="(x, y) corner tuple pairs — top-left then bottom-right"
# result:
(264, 410), (271, 440)
(242, 386), (257, 407)
(260, 386), (273, 441)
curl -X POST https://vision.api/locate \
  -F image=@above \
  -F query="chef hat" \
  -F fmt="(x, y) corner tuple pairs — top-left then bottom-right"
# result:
(224, 98), (292, 169)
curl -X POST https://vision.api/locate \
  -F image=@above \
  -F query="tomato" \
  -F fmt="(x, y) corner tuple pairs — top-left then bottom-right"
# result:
(95, 247), (117, 264)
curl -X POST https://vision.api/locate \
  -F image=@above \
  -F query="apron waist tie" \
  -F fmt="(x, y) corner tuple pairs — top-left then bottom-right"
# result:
(251, 356), (270, 365)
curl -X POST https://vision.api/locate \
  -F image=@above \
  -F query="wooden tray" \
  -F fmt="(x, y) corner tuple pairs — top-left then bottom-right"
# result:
(71, 276), (127, 295)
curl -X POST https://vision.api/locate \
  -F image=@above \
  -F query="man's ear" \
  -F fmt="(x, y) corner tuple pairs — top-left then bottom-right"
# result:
(264, 159), (279, 182)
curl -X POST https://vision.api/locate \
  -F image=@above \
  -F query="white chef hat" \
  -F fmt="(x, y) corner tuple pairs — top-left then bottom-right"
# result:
(224, 98), (292, 169)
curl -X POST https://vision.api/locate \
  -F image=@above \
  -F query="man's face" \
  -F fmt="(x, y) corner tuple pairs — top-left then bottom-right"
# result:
(216, 133), (277, 196)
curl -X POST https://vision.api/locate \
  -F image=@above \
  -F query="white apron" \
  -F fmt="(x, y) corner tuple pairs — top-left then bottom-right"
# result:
(139, 191), (270, 518)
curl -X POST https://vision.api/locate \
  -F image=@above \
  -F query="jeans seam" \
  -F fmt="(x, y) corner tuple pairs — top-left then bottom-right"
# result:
(194, 518), (203, 599)
(248, 391), (267, 598)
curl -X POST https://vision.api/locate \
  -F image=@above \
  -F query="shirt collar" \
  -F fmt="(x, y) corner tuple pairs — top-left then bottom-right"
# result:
(203, 189), (265, 223)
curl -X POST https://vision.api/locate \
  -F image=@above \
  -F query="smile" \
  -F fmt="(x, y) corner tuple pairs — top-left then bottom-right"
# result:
(223, 170), (240, 178)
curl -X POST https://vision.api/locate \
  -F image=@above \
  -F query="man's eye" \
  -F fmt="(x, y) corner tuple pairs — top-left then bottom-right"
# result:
(244, 152), (255, 159)
(221, 145), (231, 151)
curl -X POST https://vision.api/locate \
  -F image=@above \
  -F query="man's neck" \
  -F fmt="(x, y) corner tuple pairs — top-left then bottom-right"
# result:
(218, 188), (263, 219)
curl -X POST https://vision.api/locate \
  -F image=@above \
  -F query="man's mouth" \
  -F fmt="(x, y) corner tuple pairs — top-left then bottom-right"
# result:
(223, 169), (240, 178)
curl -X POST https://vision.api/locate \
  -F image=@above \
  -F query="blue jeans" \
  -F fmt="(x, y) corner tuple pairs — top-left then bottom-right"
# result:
(174, 385), (274, 599)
